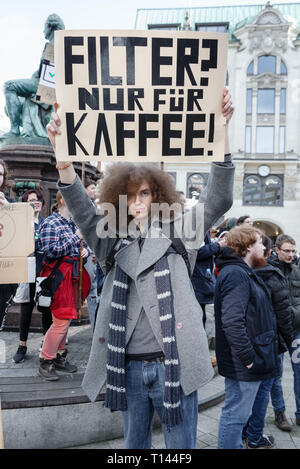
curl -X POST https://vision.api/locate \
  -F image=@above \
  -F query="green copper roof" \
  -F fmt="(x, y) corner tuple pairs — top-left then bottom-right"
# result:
(135, 3), (300, 41)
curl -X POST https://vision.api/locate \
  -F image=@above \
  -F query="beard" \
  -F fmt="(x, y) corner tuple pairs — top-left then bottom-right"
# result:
(251, 254), (268, 269)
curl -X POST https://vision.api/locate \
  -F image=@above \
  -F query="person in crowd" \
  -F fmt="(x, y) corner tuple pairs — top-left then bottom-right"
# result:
(215, 217), (237, 243)
(242, 235), (294, 448)
(176, 191), (186, 212)
(46, 88), (235, 449)
(12, 189), (52, 363)
(192, 232), (226, 328)
(37, 191), (90, 381)
(83, 178), (100, 329)
(0, 159), (18, 330)
(210, 227), (219, 240)
(214, 226), (278, 449)
(236, 215), (252, 226)
(268, 234), (300, 428)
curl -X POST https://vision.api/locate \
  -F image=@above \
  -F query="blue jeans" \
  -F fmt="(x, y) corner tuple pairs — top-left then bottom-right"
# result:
(122, 359), (198, 449)
(218, 378), (262, 449)
(245, 377), (275, 444)
(270, 353), (285, 413)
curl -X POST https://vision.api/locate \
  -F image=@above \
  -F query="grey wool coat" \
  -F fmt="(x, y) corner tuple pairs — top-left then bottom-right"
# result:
(58, 162), (235, 402)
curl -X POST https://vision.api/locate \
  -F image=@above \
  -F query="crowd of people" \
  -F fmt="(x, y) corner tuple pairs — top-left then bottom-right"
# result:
(0, 88), (300, 450)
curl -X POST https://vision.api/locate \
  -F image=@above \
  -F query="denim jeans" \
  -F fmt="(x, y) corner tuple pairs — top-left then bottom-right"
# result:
(245, 377), (275, 444)
(122, 359), (198, 449)
(290, 332), (300, 419)
(270, 353), (285, 413)
(218, 378), (262, 449)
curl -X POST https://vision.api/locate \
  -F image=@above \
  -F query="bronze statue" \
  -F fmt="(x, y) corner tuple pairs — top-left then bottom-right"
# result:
(1, 14), (65, 141)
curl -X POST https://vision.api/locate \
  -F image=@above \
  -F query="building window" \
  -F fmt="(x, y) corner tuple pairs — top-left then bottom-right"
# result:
(195, 23), (229, 32)
(264, 176), (283, 206)
(243, 174), (283, 206)
(186, 173), (208, 199)
(257, 55), (276, 74)
(245, 126), (252, 153)
(257, 88), (275, 114)
(247, 60), (254, 76)
(280, 89), (286, 114)
(246, 89), (253, 114)
(256, 126), (274, 153)
(148, 24), (180, 30)
(279, 126), (285, 154)
(280, 60), (287, 75)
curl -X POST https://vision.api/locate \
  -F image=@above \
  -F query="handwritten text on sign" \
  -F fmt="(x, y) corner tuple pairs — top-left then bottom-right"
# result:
(54, 30), (228, 162)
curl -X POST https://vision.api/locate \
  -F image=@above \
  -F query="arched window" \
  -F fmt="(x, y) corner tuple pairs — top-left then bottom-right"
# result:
(186, 173), (208, 199)
(264, 176), (283, 205)
(247, 60), (254, 76)
(243, 174), (283, 206)
(243, 175), (261, 205)
(257, 55), (276, 74)
(280, 60), (287, 75)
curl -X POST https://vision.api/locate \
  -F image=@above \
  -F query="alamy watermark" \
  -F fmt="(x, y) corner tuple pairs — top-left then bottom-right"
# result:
(95, 196), (204, 249)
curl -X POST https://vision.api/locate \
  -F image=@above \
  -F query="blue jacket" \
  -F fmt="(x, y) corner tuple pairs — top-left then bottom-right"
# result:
(191, 233), (220, 304)
(214, 247), (278, 381)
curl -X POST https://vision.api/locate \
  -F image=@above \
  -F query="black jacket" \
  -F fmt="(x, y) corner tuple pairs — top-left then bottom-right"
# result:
(268, 257), (300, 335)
(191, 233), (220, 304)
(255, 263), (294, 353)
(214, 247), (278, 381)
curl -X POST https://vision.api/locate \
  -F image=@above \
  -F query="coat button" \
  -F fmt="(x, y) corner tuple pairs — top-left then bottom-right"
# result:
(99, 337), (105, 343)
(176, 322), (183, 330)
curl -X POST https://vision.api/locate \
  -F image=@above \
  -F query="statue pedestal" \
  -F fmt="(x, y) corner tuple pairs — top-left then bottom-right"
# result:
(0, 140), (101, 214)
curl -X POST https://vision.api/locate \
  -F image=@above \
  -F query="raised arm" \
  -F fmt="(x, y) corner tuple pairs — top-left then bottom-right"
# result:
(181, 88), (235, 251)
(46, 106), (116, 263)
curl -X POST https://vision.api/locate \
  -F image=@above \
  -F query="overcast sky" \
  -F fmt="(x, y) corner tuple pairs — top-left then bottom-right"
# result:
(0, 0), (296, 128)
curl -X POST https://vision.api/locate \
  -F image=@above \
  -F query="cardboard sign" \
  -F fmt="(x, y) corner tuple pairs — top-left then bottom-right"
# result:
(0, 257), (36, 284)
(0, 203), (35, 284)
(36, 43), (56, 105)
(0, 203), (34, 257)
(54, 29), (228, 163)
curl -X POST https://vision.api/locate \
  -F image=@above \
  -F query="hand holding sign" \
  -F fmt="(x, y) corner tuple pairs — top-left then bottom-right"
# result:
(47, 88), (233, 162)
(54, 29), (230, 163)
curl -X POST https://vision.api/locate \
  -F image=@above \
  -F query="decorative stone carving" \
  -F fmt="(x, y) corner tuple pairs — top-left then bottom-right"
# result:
(256, 12), (281, 26)
(248, 28), (288, 55)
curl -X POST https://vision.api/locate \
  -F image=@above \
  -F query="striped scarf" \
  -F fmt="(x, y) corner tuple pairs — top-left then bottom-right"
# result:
(105, 241), (182, 427)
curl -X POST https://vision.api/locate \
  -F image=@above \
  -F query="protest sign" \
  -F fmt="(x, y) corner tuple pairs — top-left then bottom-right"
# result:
(36, 43), (56, 105)
(0, 203), (35, 284)
(54, 29), (228, 163)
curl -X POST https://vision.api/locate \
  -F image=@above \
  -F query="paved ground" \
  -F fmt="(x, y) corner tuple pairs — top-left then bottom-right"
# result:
(1, 305), (300, 449)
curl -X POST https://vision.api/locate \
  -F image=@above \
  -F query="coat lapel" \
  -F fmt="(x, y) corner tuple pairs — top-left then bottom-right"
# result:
(136, 227), (172, 277)
(114, 238), (140, 280)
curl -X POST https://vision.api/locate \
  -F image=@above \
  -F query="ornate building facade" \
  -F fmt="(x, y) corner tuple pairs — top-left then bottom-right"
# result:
(135, 2), (300, 245)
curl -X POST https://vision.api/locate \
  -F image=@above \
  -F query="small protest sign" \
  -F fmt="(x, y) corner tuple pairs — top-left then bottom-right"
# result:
(0, 203), (35, 284)
(36, 43), (56, 105)
(54, 29), (228, 163)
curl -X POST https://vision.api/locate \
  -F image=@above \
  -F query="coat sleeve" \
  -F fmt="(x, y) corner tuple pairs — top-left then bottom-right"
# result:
(219, 269), (256, 367)
(180, 162), (235, 252)
(268, 274), (294, 349)
(57, 176), (116, 263)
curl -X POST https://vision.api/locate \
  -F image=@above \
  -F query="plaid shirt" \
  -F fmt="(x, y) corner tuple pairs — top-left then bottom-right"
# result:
(37, 212), (83, 259)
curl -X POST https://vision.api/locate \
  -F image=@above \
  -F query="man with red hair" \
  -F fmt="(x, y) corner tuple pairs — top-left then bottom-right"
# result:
(214, 226), (278, 449)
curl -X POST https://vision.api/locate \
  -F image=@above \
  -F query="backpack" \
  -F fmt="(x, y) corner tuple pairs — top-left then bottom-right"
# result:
(35, 258), (65, 313)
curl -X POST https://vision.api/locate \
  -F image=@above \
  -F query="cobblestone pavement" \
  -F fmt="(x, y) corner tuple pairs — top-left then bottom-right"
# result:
(1, 319), (300, 449)
(70, 354), (300, 450)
